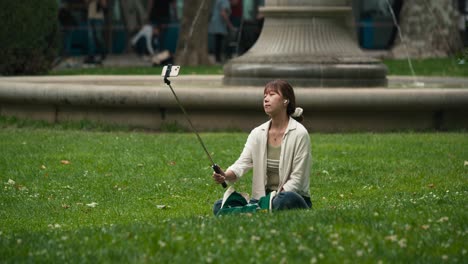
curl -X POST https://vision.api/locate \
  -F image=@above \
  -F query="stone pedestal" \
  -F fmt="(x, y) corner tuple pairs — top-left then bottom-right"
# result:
(223, 0), (388, 87)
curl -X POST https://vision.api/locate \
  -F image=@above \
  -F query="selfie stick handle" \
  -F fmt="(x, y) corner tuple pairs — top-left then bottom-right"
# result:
(212, 164), (228, 188)
(163, 65), (227, 189)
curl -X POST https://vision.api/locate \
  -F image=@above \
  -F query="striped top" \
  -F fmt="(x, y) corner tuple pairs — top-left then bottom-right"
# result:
(266, 143), (281, 191)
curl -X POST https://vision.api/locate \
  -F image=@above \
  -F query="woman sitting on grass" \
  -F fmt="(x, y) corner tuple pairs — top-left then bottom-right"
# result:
(212, 79), (312, 214)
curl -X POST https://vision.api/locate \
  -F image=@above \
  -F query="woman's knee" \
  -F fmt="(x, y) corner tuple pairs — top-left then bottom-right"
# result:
(213, 199), (223, 215)
(272, 191), (309, 211)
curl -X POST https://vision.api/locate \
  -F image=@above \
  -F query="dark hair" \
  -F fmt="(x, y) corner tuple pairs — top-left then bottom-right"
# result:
(264, 79), (303, 122)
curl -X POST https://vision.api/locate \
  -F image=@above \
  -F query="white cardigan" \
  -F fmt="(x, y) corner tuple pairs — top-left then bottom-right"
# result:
(227, 118), (312, 200)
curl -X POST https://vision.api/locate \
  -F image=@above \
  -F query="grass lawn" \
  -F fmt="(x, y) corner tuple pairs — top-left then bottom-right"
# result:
(50, 57), (468, 77)
(382, 58), (467, 77)
(0, 121), (467, 263)
(49, 65), (224, 76)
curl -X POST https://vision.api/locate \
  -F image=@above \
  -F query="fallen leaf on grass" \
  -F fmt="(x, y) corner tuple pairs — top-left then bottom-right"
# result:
(48, 223), (62, 229)
(168, 161), (176, 166)
(86, 202), (98, 208)
(385, 235), (398, 242)
(4, 179), (27, 191)
(41, 165), (46, 170)
(61, 160), (71, 165)
(428, 183), (435, 188)
(464, 161), (468, 167)
(398, 238), (407, 248)
(16, 185), (28, 191)
(156, 205), (170, 209)
(6, 179), (15, 185)
(158, 240), (167, 247)
(421, 225), (430, 230)
(437, 216), (449, 223)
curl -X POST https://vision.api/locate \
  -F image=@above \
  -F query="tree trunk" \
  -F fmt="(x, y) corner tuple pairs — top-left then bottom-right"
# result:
(392, 0), (463, 58)
(175, 0), (213, 65)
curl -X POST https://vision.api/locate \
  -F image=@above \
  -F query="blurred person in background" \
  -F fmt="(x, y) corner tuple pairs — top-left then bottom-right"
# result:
(209, 0), (236, 63)
(131, 24), (160, 59)
(58, 2), (77, 58)
(238, 0), (264, 54)
(146, 0), (177, 51)
(226, 0), (242, 58)
(84, 0), (107, 64)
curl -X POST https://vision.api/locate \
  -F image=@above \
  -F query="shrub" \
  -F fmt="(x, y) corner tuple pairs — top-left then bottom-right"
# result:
(0, 0), (59, 75)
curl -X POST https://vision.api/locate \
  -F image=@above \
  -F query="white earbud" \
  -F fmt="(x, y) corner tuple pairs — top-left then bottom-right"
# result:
(284, 100), (288, 104)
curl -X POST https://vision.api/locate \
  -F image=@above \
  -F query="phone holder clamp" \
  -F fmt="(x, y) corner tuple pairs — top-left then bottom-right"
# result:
(163, 64), (172, 85)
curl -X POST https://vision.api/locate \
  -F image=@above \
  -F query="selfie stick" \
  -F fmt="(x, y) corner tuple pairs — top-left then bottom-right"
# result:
(163, 65), (227, 188)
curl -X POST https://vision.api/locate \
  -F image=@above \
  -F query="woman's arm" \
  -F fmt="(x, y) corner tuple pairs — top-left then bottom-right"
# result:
(213, 169), (237, 184)
(281, 131), (311, 192)
(220, 7), (235, 31)
(212, 128), (258, 185)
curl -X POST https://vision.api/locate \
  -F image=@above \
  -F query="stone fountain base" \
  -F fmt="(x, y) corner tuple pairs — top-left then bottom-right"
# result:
(223, 62), (387, 87)
(223, 2), (388, 87)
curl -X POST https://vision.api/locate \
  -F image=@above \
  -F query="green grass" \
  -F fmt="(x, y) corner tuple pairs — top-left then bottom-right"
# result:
(383, 57), (468, 77)
(0, 123), (467, 263)
(0, 116), (190, 133)
(49, 65), (224, 76)
(50, 57), (467, 77)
